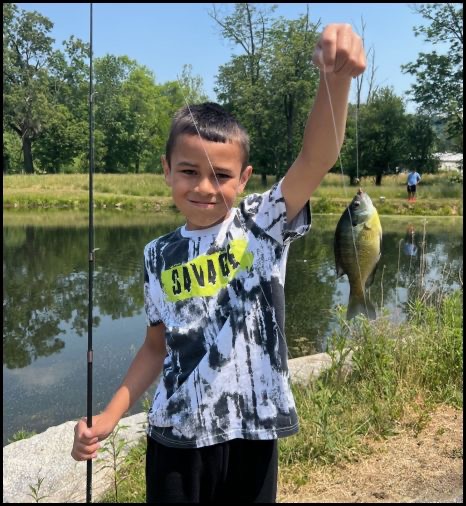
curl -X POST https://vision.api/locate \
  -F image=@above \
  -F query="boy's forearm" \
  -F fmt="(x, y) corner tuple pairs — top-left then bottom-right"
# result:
(103, 341), (165, 426)
(301, 72), (352, 172)
(281, 72), (353, 221)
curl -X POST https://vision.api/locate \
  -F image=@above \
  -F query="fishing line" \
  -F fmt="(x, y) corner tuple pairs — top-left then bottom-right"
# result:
(177, 82), (298, 359)
(355, 103), (359, 181)
(176, 42), (370, 360)
(320, 64), (370, 318)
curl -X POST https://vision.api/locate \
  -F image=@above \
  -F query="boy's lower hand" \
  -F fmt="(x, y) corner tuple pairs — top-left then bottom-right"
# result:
(71, 413), (116, 461)
(312, 23), (366, 78)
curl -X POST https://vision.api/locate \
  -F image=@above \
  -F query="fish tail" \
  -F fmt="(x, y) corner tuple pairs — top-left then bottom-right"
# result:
(347, 293), (376, 320)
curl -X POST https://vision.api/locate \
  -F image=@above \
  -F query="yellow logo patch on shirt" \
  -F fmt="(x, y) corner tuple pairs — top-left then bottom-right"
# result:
(161, 239), (254, 301)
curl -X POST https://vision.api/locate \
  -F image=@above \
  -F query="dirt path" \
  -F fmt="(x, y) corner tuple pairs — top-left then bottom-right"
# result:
(278, 405), (463, 503)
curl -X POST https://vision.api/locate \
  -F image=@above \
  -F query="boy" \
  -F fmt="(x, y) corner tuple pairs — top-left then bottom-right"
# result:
(72, 24), (365, 503)
(407, 168), (421, 201)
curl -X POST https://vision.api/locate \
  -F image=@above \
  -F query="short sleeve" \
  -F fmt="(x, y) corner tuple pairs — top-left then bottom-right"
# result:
(239, 177), (311, 245)
(143, 251), (163, 327)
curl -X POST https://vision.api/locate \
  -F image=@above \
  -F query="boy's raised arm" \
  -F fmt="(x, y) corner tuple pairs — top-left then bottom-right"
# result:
(281, 24), (366, 222)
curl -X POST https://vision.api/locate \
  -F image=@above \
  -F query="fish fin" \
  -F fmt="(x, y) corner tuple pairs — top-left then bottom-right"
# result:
(347, 294), (377, 320)
(334, 228), (345, 278)
(364, 210), (382, 231)
(336, 263), (345, 278)
(365, 256), (380, 288)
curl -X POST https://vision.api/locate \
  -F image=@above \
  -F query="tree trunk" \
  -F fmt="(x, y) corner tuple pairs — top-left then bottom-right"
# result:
(3, 139), (9, 174)
(375, 172), (383, 186)
(22, 136), (34, 174)
(261, 173), (267, 187)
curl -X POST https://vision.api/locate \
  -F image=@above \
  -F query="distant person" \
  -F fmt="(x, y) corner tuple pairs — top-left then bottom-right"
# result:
(407, 169), (421, 202)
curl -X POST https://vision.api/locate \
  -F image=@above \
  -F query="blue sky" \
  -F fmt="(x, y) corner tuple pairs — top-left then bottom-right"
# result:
(16, 3), (443, 112)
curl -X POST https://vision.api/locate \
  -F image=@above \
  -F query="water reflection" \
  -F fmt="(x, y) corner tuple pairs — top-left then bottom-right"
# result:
(4, 214), (463, 365)
(3, 212), (463, 444)
(403, 224), (418, 258)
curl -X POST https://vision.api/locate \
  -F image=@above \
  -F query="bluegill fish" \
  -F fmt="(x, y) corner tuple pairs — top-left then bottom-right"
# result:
(334, 189), (382, 320)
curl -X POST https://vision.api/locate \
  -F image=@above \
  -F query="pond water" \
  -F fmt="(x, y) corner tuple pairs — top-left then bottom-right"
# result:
(3, 210), (462, 445)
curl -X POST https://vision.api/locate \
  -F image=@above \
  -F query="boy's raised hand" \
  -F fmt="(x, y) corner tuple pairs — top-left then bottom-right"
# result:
(71, 413), (115, 461)
(312, 23), (366, 78)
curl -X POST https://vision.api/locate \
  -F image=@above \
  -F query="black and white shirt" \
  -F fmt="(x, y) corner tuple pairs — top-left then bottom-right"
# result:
(144, 179), (311, 448)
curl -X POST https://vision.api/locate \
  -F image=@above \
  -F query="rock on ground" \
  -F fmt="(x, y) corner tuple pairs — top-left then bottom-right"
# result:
(2, 353), (346, 503)
(3, 413), (147, 503)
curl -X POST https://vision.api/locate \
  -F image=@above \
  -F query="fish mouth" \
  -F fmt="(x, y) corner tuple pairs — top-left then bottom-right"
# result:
(353, 197), (361, 209)
(353, 188), (364, 207)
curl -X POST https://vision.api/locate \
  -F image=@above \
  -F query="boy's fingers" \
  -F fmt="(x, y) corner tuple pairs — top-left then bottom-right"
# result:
(71, 446), (99, 461)
(313, 24), (366, 77)
(74, 418), (99, 444)
(348, 36), (366, 77)
(313, 34), (336, 73)
(333, 24), (354, 73)
(71, 437), (101, 461)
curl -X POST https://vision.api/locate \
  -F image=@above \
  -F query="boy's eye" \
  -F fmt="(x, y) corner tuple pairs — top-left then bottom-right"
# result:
(215, 173), (232, 180)
(181, 169), (196, 176)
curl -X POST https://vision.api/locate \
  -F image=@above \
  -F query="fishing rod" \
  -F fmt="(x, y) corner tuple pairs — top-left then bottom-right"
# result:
(87, 2), (95, 503)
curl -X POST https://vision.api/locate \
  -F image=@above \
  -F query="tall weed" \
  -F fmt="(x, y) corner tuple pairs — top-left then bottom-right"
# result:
(280, 289), (462, 481)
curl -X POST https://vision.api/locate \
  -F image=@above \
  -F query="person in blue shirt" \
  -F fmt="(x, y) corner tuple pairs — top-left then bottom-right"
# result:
(406, 169), (421, 201)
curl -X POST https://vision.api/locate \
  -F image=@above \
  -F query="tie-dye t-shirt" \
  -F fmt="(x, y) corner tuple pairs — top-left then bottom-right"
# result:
(143, 179), (311, 448)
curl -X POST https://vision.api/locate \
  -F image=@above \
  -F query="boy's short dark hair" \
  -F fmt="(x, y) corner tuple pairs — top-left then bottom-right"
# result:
(165, 102), (250, 171)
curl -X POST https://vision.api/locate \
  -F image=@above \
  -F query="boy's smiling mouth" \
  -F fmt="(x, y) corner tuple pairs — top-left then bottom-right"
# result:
(188, 199), (218, 208)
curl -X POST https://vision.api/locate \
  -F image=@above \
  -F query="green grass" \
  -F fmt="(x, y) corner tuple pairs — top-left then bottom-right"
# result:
(278, 289), (462, 487)
(96, 288), (462, 502)
(3, 173), (463, 215)
(8, 429), (37, 443)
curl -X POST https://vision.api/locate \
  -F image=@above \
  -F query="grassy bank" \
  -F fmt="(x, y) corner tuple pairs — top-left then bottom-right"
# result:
(3, 173), (463, 216)
(95, 289), (462, 503)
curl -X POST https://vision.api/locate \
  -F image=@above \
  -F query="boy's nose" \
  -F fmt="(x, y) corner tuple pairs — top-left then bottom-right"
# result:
(196, 176), (217, 194)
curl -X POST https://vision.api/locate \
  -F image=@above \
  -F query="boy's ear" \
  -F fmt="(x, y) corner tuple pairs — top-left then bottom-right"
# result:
(161, 155), (171, 186)
(238, 165), (253, 193)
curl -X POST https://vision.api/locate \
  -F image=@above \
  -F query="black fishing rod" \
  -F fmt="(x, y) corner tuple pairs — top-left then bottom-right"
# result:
(87, 2), (95, 503)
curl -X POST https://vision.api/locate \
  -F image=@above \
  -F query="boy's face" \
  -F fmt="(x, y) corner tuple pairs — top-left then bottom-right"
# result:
(162, 134), (252, 230)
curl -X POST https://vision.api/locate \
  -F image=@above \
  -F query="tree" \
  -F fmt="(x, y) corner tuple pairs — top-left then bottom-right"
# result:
(401, 3), (463, 149)
(93, 55), (137, 172)
(177, 63), (209, 104)
(3, 4), (89, 174)
(264, 8), (320, 177)
(94, 57), (207, 173)
(403, 114), (438, 172)
(34, 37), (89, 173)
(357, 87), (407, 185)
(33, 104), (87, 173)
(347, 17), (379, 185)
(212, 4), (322, 183)
(3, 3), (55, 173)
(211, 3), (276, 184)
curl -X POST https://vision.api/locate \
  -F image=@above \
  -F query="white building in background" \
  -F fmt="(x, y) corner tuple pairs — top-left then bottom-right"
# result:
(434, 152), (463, 171)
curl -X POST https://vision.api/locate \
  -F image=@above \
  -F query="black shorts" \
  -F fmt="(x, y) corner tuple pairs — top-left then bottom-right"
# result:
(407, 184), (417, 193)
(145, 436), (278, 503)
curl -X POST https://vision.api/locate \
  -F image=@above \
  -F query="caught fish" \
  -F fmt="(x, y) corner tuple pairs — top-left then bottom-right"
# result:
(334, 189), (382, 320)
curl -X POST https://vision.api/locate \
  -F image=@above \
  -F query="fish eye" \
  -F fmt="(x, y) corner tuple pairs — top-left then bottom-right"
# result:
(354, 201), (360, 207)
